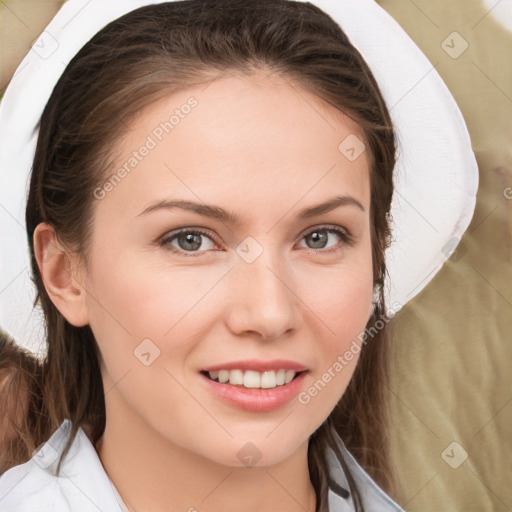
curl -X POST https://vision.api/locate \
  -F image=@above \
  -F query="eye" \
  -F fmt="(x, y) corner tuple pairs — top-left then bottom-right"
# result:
(297, 225), (354, 253)
(159, 228), (218, 257)
(159, 224), (354, 257)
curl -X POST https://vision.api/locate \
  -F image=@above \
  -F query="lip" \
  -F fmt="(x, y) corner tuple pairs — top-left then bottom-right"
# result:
(200, 370), (308, 412)
(201, 359), (308, 372)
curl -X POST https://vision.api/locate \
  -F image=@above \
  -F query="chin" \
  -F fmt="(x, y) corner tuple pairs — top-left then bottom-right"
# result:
(191, 426), (313, 469)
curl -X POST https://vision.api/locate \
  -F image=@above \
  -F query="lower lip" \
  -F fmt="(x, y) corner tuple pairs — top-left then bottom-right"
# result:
(200, 371), (308, 412)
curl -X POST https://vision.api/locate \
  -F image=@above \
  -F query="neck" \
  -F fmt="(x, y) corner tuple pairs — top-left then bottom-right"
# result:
(96, 391), (317, 512)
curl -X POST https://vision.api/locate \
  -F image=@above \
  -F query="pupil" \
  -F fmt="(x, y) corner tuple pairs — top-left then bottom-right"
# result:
(180, 233), (201, 251)
(308, 231), (327, 249)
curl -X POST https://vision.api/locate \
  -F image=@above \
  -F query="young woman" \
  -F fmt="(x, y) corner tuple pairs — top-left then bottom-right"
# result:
(0, 1), (478, 511)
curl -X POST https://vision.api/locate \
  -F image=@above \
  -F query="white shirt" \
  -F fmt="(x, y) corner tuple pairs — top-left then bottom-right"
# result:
(0, 419), (404, 511)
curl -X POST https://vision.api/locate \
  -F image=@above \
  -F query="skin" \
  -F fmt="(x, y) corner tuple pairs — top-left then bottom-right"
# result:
(34, 69), (373, 512)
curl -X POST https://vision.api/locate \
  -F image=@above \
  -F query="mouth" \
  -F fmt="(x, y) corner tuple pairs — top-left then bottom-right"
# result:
(199, 362), (309, 412)
(200, 369), (305, 389)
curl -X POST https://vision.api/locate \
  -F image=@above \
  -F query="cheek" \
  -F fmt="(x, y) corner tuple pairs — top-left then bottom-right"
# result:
(317, 271), (372, 328)
(300, 250), (374, 344)
(83, 253), (209, 424)
(295, 254), (374, 413)
(312, 277), (372, 372)
(83, 250), (228, 368)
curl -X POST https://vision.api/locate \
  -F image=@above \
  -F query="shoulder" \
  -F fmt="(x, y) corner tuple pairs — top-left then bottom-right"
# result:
(0, 462), (62, 512)
(0, 420), (121, 512)
(326, 430), (405, 512)
(0, 420), (75, 512)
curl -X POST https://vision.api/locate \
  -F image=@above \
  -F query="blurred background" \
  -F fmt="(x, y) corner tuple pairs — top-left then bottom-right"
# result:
(1, 1), (510, 510)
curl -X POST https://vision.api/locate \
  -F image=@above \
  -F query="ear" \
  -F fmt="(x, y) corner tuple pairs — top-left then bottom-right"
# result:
(367, 286), (379, 321)
(33, 222), (89, 327)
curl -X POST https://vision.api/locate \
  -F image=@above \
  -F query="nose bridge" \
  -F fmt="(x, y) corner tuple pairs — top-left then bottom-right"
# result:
(227, 237), (299, 339)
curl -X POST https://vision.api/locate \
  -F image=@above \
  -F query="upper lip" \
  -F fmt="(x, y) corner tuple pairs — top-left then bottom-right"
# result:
(201, 359), (308, 373)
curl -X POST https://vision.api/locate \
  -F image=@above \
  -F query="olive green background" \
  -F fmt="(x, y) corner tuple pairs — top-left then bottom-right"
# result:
(1, 1), (510, 510)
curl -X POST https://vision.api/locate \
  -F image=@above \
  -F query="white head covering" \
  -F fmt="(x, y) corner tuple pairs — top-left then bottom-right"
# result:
(0, 0), (478, 357)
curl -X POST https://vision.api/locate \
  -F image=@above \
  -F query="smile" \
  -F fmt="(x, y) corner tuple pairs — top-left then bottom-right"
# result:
(204, 369), (299, 389)
(199, 370), (308, 412)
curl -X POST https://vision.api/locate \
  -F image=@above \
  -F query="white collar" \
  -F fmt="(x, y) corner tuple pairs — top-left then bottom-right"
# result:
(0, 419), (404, 511)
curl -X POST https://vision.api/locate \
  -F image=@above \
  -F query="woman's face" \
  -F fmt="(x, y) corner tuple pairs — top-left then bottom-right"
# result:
(81, 71), (373, 467)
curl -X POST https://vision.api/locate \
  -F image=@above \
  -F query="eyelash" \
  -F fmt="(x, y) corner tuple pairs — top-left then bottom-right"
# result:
(158, 224), (355, 258)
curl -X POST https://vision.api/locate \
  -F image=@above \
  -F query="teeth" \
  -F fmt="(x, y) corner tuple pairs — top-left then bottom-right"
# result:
(284, 369), (295, 384)
(229, 369), (244, 386)
(260, 371), (275, 389)
(207, 369), (299, 389)
(243, 370), (260, 388)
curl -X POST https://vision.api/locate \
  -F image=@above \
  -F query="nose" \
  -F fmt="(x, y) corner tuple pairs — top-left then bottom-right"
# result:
(224, 247), (300, 341)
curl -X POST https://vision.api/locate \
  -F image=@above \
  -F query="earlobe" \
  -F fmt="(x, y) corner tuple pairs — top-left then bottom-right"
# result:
(368, 287), (379, 321)
(33, 222), (89, 327)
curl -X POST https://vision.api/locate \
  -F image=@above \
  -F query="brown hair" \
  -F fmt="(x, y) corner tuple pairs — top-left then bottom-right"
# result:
(0, 1), (397, 510)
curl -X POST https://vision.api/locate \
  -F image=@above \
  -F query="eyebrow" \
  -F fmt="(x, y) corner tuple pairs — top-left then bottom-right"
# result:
(136, 195), (365, 224)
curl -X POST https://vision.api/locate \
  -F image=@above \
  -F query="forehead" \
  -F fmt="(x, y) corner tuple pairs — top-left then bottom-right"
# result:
(96, 71), (370, 222)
